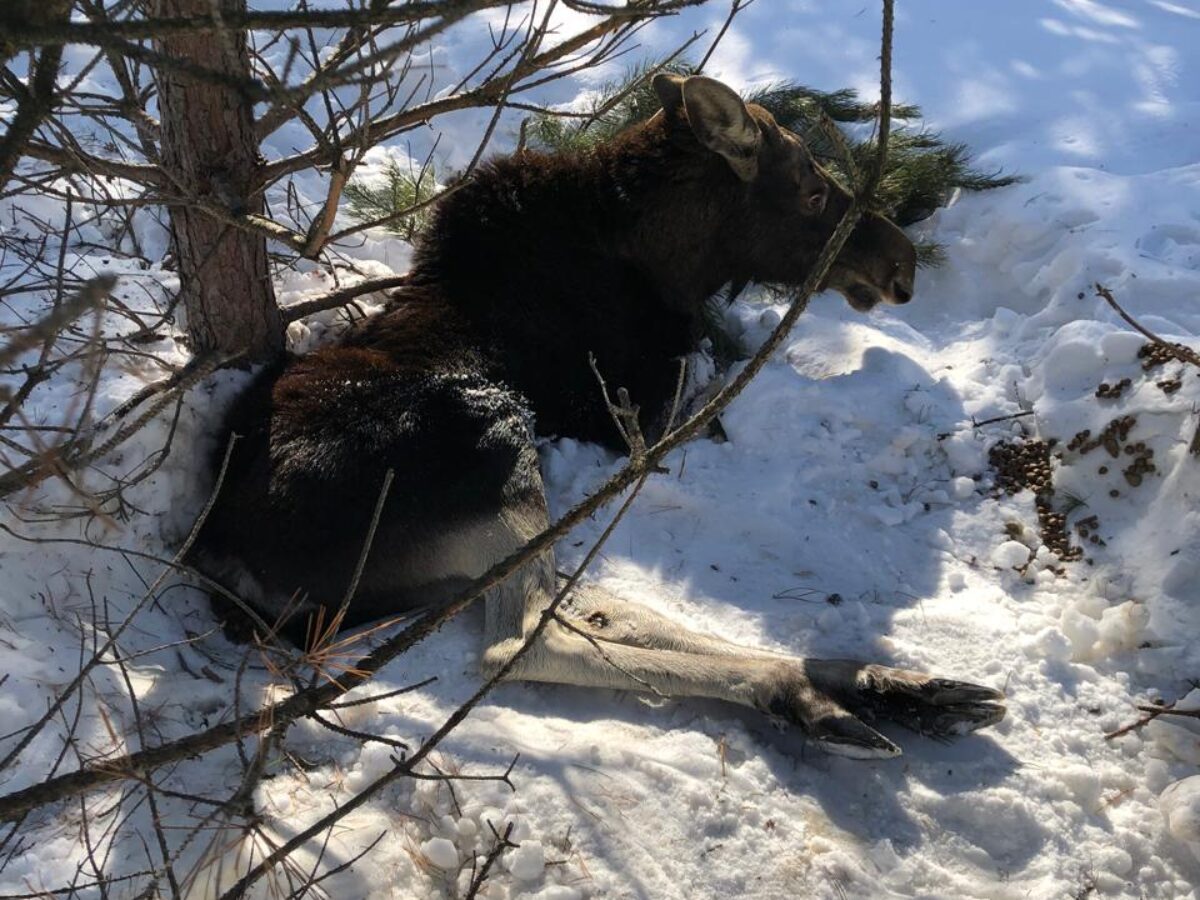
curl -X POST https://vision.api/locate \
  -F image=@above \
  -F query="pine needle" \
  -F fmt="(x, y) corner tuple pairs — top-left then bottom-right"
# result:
(342, 158), (440, 240)
(521, 56), (1019, 244)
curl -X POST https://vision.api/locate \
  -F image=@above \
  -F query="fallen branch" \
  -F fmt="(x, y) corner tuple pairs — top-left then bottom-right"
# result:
(972, 410), (1036, 428)
(1104, 700), (1178, 740)
(1094, 284), (1200, 368)
(464, 822), (517, 900)
(280, 274), (409, 324)
(0, 348), (232, 501)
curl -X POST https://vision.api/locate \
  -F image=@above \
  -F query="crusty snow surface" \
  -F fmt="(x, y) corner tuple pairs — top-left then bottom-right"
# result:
(3, 2), (1200, 898)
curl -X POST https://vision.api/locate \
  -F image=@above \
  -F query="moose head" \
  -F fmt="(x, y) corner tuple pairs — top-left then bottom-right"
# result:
(646, 73), (917, 313)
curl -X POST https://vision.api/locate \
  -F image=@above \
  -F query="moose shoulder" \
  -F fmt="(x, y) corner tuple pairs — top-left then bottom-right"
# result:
(192, 74), (1002, 759)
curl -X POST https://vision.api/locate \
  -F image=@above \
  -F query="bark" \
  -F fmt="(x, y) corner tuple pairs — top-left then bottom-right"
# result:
(0, 1), (72, 191)
(154, 0), (283, 363)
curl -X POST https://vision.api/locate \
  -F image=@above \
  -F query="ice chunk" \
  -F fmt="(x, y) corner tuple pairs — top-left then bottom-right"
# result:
(507, 840), (545, 881)
(1161, 776), (1200, 861)
(421, 837), (459, 871)
(993, 540), (1030, 569)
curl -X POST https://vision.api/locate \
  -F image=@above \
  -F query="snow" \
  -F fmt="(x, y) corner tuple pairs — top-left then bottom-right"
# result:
(1162, 775), (1200, 861)
(506, 841), (546, 881)
(422, 837), (461, 871)
(3, 1), (1200, 898)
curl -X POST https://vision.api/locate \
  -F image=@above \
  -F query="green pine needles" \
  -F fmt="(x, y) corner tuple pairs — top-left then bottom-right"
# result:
(342, 158), (440, 241)
(343, 60), (1014, 260)
(340, 60), (1016, 365)
(523, 58), (1017, 267)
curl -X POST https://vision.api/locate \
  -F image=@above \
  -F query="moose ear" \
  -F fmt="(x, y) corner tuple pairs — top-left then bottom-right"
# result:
(680, 76), (761, 181)
(651, 72), (685, 117)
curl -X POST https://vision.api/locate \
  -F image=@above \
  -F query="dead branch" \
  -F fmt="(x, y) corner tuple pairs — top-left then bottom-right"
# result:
(695, 0), (753, 73)
(464, 822), (517, 900)
(0, 275), (115, 371)
(0, 348), (233, 501)
(973, 410), (1036, 428)
(261, 14), (650, 184)
(1105, 700), (1178, 740)
(281, 274), (409, 324)
(0, 2), (71, 191)
(1094, 284), (1200, 368)
(864, 0), (894, 198)
(0, 434), (239, 776)
(3, 1), (549, 49)
(299, 158), (349, 259)
(21, 140), (166, 186)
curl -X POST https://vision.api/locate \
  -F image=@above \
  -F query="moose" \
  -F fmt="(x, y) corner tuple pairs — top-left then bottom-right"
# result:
(193, 74), (1005, 759)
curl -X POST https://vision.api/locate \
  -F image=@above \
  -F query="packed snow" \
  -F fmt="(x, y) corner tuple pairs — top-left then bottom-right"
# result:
(3, 1), (1200, 898)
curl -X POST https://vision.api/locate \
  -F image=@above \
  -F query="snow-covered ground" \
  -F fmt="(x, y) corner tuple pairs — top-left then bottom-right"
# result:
(3, 1), (1200, 898)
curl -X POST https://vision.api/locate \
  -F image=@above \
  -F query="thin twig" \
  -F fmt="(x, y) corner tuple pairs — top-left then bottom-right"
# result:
(1094, 284), (1200, 368)
(464, 822), (516, 900)
(0, 434), (239, 775)
(0, 275), (115, 371)
(695, 0), (752, 73)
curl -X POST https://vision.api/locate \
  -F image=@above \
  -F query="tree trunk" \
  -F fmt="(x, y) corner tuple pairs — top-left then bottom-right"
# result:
(154, 0), (283, 363)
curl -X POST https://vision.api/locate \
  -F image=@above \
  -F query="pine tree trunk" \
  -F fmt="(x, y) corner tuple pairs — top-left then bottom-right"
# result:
(154, 0), (283, 363)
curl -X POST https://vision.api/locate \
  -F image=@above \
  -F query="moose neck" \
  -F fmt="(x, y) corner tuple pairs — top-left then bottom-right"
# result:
(414, 118), (749, 317)
(392, 121), (780, 446)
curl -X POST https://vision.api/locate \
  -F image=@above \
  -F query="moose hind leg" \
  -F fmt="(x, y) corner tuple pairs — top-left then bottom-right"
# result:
(557, 580), (790, 659)
(553, 582), (1005, 744)
(483, 553), (1005, 757)
(478, 433), (1004, 757)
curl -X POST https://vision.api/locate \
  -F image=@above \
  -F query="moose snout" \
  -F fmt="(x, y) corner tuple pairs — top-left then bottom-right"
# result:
(891, 279), (913, 304)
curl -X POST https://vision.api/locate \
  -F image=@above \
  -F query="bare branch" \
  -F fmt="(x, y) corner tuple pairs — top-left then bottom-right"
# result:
(281, 274), (409, 324)
(0, 2), (70, 190)
(695, 0), (752, 73)
(0, 275), (114, 372)
(0, 434), (239, 776)
(1094, 283), (1200, 368)
(4, 1), (524, 48)
(262, 13), (647, 184)
(464, 822), (517, 900)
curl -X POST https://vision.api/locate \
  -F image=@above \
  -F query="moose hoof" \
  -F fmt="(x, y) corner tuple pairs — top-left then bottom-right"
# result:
(776, 660), (1006, 758)
(806, 711), (902, 760)
(821, 662), (1006, 740)
(853, 666), (1007, 740)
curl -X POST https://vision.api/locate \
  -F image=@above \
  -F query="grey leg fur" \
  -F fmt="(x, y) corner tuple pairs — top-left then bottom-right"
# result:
(476, 501), (1006, 759)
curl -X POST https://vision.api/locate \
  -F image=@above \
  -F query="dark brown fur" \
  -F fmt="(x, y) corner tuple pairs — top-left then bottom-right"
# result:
(192, 81), (917, 639)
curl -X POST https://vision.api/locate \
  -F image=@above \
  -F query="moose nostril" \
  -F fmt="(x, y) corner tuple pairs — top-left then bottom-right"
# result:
(892, 281), (913, 304)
